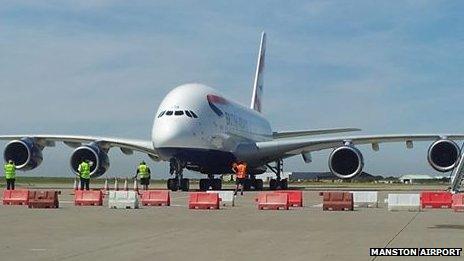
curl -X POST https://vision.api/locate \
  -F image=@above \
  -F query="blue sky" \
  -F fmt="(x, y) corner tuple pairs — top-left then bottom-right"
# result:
(1, 1), (464, 178)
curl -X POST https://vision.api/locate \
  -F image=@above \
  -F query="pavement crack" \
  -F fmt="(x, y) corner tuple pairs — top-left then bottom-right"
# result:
(370, 212), (420, 261)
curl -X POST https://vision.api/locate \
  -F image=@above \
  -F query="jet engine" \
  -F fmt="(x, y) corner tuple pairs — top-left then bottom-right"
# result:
(3, 138), (43, 170)
(328, 146), (364, 179)
(427, 139), (460, 172)
(70, 143), (109, 178)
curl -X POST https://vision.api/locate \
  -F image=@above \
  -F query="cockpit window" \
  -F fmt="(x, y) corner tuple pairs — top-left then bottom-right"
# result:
(166, 111), (173, 116)
(174, 110), (184, 116)
(190, 111), (198, 118)
(157, 111), (166, 118)
(185, 110), (192, 117)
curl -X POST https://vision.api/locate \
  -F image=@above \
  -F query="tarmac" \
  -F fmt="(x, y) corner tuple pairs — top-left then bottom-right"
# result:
(0, 185), (463, 261)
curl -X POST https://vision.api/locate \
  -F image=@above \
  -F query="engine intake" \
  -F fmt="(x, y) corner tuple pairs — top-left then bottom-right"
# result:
(328, 146), (364, 179)
(427, 139), (460, 172)
(3, 138), (43, 170)
(70, 143), (109, 178)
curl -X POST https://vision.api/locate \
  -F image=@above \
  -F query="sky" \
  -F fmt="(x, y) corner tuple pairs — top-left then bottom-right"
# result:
(1, 1), (464, 179)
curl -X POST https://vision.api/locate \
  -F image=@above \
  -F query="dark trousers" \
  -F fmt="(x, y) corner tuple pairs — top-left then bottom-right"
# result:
(6, 179), (15, 190)
(80, 178), (90, 190)
(234, 178), (245, 195)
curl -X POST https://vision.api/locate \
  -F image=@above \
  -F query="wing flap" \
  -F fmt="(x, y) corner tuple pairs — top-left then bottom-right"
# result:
(273, 128), (361, 139)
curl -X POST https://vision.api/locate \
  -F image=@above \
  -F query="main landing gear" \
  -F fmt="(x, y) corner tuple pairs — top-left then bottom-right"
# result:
(167, 158), (189, 191)
(199, 174), (222, 191)
(266, 159), (288, 190)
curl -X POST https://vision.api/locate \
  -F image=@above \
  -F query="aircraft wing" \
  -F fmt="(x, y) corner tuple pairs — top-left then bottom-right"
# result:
(256, 134), (464, 161)
(272, 128), (361, 139)
(0, 135), (159, 159)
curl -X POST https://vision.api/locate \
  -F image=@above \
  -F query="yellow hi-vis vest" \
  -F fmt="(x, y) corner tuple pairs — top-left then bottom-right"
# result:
(78, 162), (91, 179)
(4, 163), (15, 179)
(138, 164), (150, 178)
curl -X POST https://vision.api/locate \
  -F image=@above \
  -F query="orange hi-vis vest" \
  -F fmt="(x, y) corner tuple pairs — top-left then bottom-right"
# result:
(235, 164), (248, 179)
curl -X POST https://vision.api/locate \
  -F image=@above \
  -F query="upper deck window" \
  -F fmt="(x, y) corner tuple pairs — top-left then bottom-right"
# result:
(190, 111), (198, 118)
(157, 111), (166, 118)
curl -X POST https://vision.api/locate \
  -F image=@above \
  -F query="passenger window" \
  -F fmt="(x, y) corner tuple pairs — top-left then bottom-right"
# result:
(190, 111), (198, 118)
(174, 110), (184, 116)
(166, 111), (173, 116)
(185, 110), (192, 117)
(157, 111), (165, 118)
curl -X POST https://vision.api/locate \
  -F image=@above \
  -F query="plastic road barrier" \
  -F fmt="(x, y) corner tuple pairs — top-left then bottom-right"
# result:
(256, 192), (289, 210)
(189, 192), (220, 209)
(207, 190), (235, 206)
(74, 190), (103, 206)
(2, 189), (29, 206)
(141, 190), (170, 206)
(320, 192), (353, 211)
(387, 194), (420, 211)
(420, 191), (452, 209)
(28, 190), (59, 209)
(275, 190), (303, 207)
(108, 191), (139, 209)
(452, 193), (464, 212)
(350, 191), (378, 208)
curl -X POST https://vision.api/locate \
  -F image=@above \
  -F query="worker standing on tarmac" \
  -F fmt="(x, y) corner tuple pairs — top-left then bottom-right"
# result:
(4, 160), (16, 190)
(232, 161), (248, 196)
(135, 161), (151, 190)
(78, 160), (91, 190)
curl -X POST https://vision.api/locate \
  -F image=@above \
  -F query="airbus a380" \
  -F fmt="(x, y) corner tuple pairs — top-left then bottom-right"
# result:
(2, 32), (464, 191)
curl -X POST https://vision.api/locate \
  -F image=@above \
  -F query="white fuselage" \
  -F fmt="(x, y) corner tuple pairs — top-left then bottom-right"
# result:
(152, 83), (272, 174)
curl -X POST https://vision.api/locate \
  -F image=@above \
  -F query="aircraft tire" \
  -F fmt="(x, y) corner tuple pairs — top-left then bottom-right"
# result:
(199, 179), (210, 191)
(269, 179), (278, 190)
(254, 179), (264, 190)
(181, 178), (190, 191)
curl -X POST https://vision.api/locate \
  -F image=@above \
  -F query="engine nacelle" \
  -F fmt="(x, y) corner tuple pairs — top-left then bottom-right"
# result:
(427, 139), (460, 172)
(70, 143), (109, 178)
(328, 146), (364, 179)
(3, 138), (43, 170)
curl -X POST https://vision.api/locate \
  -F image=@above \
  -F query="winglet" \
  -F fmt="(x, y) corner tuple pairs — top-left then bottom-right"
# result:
(250, 31), (266, 113)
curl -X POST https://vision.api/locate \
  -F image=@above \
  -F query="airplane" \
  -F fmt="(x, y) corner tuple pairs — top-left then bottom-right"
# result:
(2, 32), (464, 192)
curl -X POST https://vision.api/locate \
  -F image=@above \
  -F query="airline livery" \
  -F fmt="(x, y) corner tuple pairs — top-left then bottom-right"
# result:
(2, 32), (464, 191)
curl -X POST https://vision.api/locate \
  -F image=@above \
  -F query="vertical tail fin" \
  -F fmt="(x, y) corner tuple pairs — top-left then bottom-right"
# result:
(250, 32), (266, 113)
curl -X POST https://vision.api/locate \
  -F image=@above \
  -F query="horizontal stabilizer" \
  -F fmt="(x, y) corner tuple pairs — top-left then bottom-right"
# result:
(273, 128), (361, 139)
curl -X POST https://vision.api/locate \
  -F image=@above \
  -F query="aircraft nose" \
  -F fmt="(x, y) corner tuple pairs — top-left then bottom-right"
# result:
(153, 121), (193, 148)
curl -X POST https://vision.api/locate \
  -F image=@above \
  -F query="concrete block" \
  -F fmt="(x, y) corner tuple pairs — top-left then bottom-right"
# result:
(108, 191), (139, 209)
(350, 191), (378, 208)
(388, 194), (420, 211)
(207, 190), (235, 206)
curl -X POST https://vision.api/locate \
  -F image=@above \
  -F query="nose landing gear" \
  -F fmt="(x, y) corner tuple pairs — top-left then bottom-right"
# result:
(167, 158), (189, 191)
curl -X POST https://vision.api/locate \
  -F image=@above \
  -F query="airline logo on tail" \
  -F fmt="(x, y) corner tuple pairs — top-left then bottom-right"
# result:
(251, 32), (266, 113)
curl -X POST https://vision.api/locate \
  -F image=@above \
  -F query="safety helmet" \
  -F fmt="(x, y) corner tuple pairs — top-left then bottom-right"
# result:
(141, 161), (146, 165)
(8, 160), (13, 164)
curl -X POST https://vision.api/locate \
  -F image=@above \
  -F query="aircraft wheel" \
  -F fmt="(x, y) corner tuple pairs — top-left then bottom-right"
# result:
(254, 179), (264, 190)
(269, 179), (278, 190)
(280, 179), (288, 190)
(211, 179), (222, 190)
(181, 178), (190, 191)
(199, 179), (210, 191)
(243, 179), (252, 191)
(167, 178), (179, 191)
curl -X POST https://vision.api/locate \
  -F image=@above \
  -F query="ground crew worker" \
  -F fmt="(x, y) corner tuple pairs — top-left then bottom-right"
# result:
(135, 161), (151, 190)
(4, 160), (16, 190)
(232, 161), (248, 196)
(77, 160), (91, 190)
